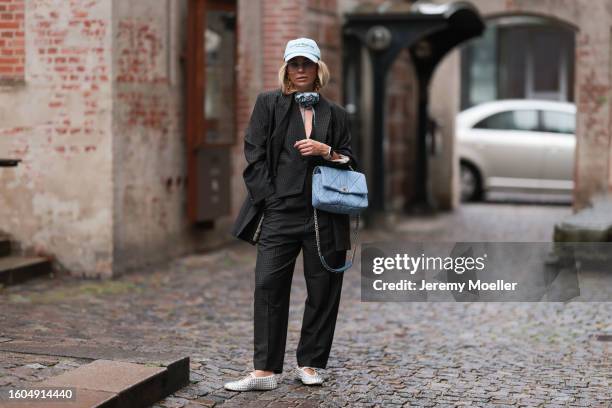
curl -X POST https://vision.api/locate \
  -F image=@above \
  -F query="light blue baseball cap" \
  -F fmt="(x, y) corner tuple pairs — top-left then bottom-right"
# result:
(283, 37), (321, 63)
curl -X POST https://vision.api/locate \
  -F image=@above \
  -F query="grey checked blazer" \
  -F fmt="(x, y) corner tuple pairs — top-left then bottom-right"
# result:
(231, 88), (358, 251)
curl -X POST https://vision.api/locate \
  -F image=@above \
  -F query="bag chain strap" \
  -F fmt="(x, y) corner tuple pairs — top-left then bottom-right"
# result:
(313, 208), (360, 273)
(313, 164), (361, 273)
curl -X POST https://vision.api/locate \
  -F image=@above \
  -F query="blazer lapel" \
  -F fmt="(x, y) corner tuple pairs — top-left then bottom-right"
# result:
(268, 91), (293, 176)
(267, 90), (332, 176)
(289, 102), (306, 143)
(274, 91), (292, 129)
(313, 95), (331, 145)
(272, 91), (331, 144)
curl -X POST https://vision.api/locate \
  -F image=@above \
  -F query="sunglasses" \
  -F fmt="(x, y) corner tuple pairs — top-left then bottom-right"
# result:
(287, 59), (317, 71)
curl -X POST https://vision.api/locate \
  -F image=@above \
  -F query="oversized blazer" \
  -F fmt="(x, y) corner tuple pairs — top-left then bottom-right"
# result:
(231, 88), (358, 251)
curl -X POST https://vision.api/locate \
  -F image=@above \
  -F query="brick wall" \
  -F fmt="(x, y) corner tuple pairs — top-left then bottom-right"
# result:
(261, 0), (306, 90)
(307, 0), (341, 101)
(233, 0), (263, 218)
(0, 0), (25, 82)
(258, 0), (340, 97)
(386, 48), (417, 211)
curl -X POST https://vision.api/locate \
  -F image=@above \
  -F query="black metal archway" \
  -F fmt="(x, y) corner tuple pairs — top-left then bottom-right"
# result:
(342, 1), (484, 215)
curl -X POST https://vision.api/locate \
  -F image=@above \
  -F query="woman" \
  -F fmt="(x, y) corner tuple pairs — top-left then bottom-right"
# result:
(225, 37), (357, 391)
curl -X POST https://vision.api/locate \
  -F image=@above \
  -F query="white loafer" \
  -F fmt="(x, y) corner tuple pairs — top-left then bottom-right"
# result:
(295, 366), (324, 385)
(223, 372), (278, 391)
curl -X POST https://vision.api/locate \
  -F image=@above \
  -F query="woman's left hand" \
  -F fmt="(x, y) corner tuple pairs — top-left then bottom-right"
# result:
(294, 139), (329, 157)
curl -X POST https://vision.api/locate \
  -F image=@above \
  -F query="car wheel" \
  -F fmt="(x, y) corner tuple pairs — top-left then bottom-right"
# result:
(460, 162), (483, 202)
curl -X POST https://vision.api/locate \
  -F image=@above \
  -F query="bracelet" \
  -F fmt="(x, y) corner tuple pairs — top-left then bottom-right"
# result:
(324, 146), (333, 160)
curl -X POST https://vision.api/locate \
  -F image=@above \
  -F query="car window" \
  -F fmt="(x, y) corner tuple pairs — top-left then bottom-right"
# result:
(474, 110), (539, 131)
(541, 110), (575, 134)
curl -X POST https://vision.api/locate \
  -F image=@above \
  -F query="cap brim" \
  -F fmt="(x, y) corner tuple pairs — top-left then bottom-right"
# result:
(284, 52), (319, 63)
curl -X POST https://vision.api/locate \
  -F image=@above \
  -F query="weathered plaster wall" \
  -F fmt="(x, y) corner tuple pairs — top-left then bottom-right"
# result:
(429, 50), (461, 210)
(0, 0), (113, 277)
(111, 0), (214, 276)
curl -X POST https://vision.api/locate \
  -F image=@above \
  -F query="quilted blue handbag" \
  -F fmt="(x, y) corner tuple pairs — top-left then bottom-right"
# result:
(311, 165), (368, 273)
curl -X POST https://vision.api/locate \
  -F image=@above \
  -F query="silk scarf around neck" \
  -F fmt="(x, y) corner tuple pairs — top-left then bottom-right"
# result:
(295, 92), (319, 133)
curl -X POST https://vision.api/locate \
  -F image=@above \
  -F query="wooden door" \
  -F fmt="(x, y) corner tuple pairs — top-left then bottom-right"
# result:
(185, 0), (237, 224)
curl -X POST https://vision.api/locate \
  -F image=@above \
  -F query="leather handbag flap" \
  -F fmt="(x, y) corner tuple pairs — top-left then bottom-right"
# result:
(314, 166), (368, 195)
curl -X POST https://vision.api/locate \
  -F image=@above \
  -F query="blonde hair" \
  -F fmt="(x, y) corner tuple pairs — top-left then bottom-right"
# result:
(277, 59), (330, 95)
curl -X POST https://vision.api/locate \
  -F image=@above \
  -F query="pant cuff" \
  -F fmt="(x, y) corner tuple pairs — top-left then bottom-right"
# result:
(254, 364), (283, 374)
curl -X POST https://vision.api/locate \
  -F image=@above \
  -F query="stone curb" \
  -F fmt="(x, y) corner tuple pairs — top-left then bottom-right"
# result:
(0, 340), (190, 408)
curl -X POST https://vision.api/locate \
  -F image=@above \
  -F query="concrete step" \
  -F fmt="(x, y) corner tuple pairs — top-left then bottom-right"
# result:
(1, 357), (189, 408)
(0, 256), (52, 286)
(0, 236), (10, 257)
(554, 194), (612, 242)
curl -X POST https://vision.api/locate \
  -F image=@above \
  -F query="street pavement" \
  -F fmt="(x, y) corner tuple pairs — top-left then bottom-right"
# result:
(0, 202), (610, 407)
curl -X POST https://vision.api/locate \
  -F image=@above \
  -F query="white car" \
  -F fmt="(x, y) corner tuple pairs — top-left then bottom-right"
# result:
(456, 100), (576, 201)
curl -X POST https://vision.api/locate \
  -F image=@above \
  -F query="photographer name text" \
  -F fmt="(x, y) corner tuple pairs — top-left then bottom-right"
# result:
(372, 279), (518, 292)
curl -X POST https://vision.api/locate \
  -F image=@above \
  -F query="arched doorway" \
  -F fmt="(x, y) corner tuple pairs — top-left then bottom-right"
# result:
(342, 2), (485, 220)
(457, 14), (577, 203)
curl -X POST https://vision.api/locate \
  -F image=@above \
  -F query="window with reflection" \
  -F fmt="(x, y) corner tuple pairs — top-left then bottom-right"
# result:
(474, 110), (539, 131)
(541, 111), (575, 134)
(203, 10), (236, 145)
(461, 16), (575, 110)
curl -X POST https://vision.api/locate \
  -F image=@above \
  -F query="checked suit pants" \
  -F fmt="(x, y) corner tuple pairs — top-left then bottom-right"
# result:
(253, 193), (346, 374)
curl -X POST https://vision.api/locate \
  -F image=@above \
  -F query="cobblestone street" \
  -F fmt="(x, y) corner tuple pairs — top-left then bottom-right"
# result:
(1, 203), (610, 407)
